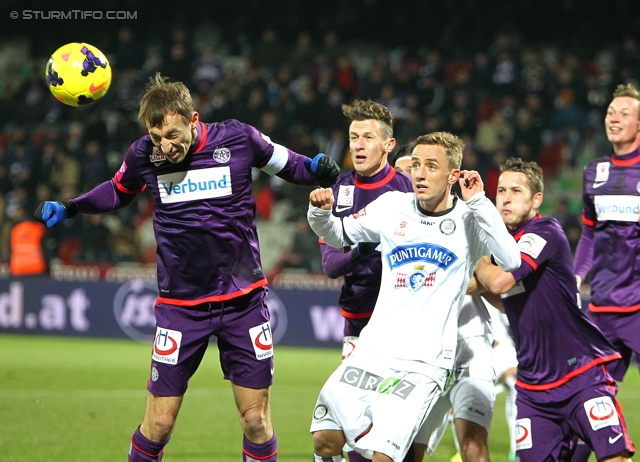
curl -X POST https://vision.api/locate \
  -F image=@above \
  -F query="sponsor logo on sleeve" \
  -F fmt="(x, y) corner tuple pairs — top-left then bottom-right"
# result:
(517, 233), (547, 259)
(584, 396), (620, 430)
(515, 418), (532, 450)
(157, 166), (232, 203)
(152, 327), (182, 365)
(249, 321), (274, 360)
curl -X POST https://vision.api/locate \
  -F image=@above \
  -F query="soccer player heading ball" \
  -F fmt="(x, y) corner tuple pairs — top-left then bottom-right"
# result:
(35, 73), (340, 462)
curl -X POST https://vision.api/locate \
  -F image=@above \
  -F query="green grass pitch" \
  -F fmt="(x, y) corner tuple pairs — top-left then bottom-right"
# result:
(0, 335), (638, 461)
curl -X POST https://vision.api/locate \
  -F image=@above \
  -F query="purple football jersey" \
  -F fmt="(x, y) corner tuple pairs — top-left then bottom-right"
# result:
(576, 148), (640, 312)
(501, 215), (620, 390)
(106, 119), (315, 304)
(320, 165), (412, 323)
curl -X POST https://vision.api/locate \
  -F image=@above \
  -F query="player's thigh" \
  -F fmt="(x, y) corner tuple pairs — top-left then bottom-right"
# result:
(310, 360), (376, 440)
(412, 390), (451, 450)
(148, 303), (216, 396)
(450, 378), (495, 432)
(231, 382), (271, 416)
(356, 372), (442, 461)
(514, 397), (572, 462)
(569, 383), (634, 460)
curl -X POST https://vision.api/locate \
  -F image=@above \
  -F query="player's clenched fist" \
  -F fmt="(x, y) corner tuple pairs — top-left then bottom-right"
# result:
(309, 188), (334, 210)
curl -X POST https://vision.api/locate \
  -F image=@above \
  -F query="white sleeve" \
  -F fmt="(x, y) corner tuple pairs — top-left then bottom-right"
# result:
(307, 205), (348, 249)
(466, 192), (521, 271)
(308, 201), (382, 249)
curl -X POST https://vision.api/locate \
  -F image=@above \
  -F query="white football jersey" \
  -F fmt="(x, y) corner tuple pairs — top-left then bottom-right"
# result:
(309, 191), (520, 376)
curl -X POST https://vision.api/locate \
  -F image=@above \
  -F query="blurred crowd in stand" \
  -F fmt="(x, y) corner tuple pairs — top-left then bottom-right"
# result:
(0, 0), (638, 276)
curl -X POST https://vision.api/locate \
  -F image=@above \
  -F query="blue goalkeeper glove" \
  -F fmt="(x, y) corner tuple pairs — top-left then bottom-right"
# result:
(304, 153), (340, 187)
(351, 242), (377, 261)
(34, 201), (78, 227)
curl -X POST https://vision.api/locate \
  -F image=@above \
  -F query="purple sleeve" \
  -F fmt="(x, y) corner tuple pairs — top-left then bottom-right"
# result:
(320, 242), (353, 278)
(73, 179), (139, 214)
(242, 121), (316, 186)
(275, 150), (316, 186)
(573, 223), (594, 279)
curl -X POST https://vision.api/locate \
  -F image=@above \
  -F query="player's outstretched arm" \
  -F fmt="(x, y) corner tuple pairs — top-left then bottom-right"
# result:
(308, 188), (347, 249)
(475, 256), (517, 295)
(464, 173), (520, 272)
(34, 201), (77, 227)
(304, 154), (340, 187)
(34, 180), (138, 227)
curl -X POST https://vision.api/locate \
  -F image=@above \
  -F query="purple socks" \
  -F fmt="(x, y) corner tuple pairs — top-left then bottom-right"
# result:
(242, 432), (278, 461)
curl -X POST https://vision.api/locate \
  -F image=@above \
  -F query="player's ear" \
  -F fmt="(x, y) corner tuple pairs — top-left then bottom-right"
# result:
(449, 169), (461, 185)
(533, 191), (543, 209)
(191, 111), (199, 126)
(385, 138), (396, 154)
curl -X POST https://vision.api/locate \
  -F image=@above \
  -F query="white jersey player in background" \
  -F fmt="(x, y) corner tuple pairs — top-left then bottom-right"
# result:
(411, 291), (518, 462)
(307, 131), (521, 462)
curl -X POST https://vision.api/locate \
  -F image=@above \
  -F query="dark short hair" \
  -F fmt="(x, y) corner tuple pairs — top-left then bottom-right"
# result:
(500, 157), (544, 195)
(342, 99), (394, 139)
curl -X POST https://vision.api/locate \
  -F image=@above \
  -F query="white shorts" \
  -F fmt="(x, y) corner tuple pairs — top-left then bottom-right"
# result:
(414, 376), (495, 454)
(412, 333), (496, 453)
(310, 354), (445, 462)
(488, 305), (518, 380)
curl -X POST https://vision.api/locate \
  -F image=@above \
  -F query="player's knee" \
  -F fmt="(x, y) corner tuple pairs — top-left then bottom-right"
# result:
(459, 435), (489, 462)
(239, 405), (270, 439)
(313, 430), (345, 456)
(143, 415), (176, 442)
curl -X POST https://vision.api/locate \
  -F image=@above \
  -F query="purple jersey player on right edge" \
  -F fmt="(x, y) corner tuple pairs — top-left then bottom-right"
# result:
(473, 158), (634, 462)
(34, 73), (339, 462)
(574, 83), (640, 382)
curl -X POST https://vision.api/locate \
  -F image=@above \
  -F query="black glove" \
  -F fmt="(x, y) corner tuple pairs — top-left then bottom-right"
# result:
(34, 201), (78, 227)
(351, 242), (377, 261)
(304, 153), (340, 187)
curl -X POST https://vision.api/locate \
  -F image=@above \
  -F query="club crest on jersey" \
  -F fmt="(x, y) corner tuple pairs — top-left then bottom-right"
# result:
(213, 147), (231, 163)
(439, 218), (456, 235)
(395, 265), (436, 290)
(149, 148), (166, 166)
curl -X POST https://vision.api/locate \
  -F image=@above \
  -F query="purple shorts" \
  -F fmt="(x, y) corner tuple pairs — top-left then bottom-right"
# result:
(587, 309), (640, 381)
(515, 366), (635, 461)
(147, 288), (274, 396)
